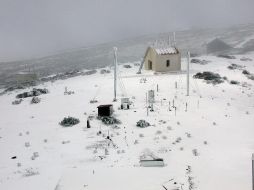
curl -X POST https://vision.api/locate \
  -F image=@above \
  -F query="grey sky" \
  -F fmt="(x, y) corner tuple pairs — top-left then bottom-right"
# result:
(0, 0), (254, 61)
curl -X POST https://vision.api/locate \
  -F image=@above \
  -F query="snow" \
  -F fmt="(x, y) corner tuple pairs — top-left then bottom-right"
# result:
(235, 34), (254, 48)
(155, 47), (178, 55)
(0, 54), (254, 190)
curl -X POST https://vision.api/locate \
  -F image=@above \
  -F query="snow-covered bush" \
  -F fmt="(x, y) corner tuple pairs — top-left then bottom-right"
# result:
(25, 142), (30, 147)
(12, 99), (23, 105)
(136, 120), (150, 128)
(192, 149), (199, 156)
(23, 168), (39, 177)
(230, 80), (240, 85)
(31, 97), (40, 104)
(16, 88), (49, 99)
(60, 116), (80, 127)
(193, 72), (225, 84)
(100, 116), (121, 125)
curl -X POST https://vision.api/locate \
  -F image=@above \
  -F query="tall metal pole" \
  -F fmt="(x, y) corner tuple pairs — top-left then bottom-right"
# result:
(113, 47), (117, 101)
(252, 153), (254, 190)
(173, 32), (176, 47)
(187, 51), (190, 96)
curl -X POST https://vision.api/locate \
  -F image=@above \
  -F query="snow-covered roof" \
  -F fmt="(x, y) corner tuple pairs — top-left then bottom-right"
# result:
(154, 47), (178, 55)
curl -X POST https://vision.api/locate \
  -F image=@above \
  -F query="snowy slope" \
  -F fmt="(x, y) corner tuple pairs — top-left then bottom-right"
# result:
(0, 54), (254, 190)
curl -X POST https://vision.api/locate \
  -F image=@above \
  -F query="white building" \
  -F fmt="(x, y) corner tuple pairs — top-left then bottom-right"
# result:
(143, 46), (181, 72)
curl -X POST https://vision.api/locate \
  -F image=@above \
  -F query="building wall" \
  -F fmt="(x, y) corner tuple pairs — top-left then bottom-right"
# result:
(140, 160), (164, 167)
(154, 53), (181, 72)
(144, 47), (181, 72)
(144, 48), (157, 70)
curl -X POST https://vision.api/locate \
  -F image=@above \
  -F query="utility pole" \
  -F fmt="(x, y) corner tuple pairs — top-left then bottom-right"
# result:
(252, 154), (254, 190)
(146, 93), (148, 116)
(113, 47), (117, 101)
(187, 51), (190, 96)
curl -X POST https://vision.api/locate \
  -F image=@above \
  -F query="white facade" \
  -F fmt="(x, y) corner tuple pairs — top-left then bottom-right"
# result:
(140, 159), (164, 167)
(144, 46), (181, 72)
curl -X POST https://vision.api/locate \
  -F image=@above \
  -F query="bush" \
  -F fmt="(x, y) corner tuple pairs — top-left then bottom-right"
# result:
(100, 116), (121, 125)
(230, 80), (240, 85)
(193, 71), (225, 84)
(31, 97), (40, 104)
(136, 120), (150, 128)
(60, 116), (80, 127)
(242, 70), (250, 75)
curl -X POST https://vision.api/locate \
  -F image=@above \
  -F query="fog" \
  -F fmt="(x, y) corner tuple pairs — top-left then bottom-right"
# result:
(0, 0), (254, 61)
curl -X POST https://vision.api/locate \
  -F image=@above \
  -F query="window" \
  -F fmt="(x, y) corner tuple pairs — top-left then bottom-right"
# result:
(166, 60), (170, 67)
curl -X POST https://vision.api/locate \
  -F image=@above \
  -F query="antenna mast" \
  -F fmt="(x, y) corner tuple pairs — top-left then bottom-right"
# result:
(113, 47), (118, 101)
(187, 51), (190, 96)
(173, 32), (176, 47)
(168, 35), (171, 46)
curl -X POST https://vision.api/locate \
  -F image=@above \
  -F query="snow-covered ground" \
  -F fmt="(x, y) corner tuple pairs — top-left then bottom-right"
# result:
(0, 54), (254, 190)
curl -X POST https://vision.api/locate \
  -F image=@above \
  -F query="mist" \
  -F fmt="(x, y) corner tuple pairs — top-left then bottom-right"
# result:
(0, 0), (254, 61)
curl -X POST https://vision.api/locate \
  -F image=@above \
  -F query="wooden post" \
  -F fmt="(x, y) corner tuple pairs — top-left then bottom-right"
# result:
(157, 84), (159, 92)
(87, 119), (90, 128)
(174, 107), (177, 116)
(169, 101), (171, 111)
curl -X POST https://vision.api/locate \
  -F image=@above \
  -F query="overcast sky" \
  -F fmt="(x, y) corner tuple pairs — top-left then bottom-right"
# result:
(0, 0), (254, 61)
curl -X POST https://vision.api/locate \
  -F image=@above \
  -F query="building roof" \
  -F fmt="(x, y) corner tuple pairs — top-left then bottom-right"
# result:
(97, 104), (113, 108)
(154, 47), (178, 55)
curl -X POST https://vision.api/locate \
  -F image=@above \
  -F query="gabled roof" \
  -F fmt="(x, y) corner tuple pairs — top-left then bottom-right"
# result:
(97, 104), (113, 108)
(154, 47), (179, 55)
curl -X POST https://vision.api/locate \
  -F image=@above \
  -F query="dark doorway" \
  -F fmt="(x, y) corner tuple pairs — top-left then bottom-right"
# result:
(148, 60), (152, 70)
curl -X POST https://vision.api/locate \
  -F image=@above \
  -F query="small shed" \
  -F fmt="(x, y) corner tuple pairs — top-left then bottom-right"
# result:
(139, 153), (164, 167)
(144, 46), (181, 72)
(140, 158), (164, 167)
(121, 97), (130, 110)
(97, 104), (113, 117)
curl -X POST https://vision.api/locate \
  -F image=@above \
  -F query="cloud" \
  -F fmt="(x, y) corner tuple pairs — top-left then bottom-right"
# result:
(0, 0), (253, 61)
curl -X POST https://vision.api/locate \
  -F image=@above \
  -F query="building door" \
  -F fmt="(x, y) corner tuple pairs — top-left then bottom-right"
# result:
(148, 60), (152, 70)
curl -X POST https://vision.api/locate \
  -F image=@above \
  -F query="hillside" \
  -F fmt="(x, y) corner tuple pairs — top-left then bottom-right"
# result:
(1, 24), (254, 88)
(0, 53), (254, 190)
